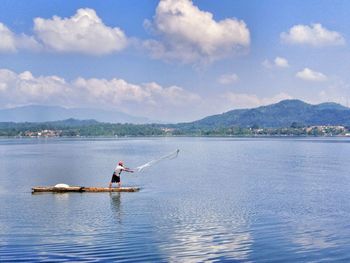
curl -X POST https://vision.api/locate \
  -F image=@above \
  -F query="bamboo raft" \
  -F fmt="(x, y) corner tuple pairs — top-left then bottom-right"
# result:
(32, 186), (140, 193)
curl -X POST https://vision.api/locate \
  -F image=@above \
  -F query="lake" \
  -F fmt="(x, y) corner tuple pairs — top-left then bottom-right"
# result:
(1, 137), (350, 262)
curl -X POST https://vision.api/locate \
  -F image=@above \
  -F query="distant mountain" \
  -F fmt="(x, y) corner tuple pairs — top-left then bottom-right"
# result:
(0, 105), (152, 124)
(182, 99), (350, 128)
(0, 118), (100, 129)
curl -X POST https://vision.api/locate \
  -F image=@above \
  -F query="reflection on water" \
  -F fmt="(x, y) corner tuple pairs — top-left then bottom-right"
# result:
(110, 193), (122, 224)
(158, 220), (252, 262)
(53, 192), (71, 201)
(1, 137), (350, 262)
(292, 221), (337, 251)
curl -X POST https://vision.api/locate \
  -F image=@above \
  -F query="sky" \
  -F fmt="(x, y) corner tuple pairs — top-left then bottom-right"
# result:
(1, 0), (350, 122)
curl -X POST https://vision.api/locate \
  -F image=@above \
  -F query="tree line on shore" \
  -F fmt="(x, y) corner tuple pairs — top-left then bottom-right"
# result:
(0, 119), (348, 137)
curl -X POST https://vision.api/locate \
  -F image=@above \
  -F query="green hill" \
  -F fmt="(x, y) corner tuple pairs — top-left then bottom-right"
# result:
(180, 99), (350, 129)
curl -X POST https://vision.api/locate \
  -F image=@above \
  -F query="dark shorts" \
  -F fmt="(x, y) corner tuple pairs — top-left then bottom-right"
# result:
(111, 173), (120, 183)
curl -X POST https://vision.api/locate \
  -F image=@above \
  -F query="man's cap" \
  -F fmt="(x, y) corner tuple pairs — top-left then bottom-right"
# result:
(118, 161), (124, 165)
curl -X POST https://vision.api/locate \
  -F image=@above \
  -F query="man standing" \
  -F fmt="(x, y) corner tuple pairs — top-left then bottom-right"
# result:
(109, 161), (134, 188)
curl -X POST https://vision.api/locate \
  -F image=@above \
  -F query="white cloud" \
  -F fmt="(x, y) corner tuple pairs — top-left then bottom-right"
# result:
(0, 23), (40, 52)
(73, 78), (202, 121)
(0, 23), (16, 52)
(15, 34), (41, 51)
(296, 68), (327, 82)
(223, 92), (293, 109)
(218, 73), (239, 85)
(0, 68), (202, 122)
(263, 57), (289, 68)
(74, 77), (152, 105)
(281, 23), (345, 47)
(143, 0), (250, 63)
(0, 69), (70, 106)
(0, 8), (127, 55)
(0, 69), (17, 91)
(33, 8), (128, 55)
(274, 57), (289, 67)
(143, 82), (200, 106)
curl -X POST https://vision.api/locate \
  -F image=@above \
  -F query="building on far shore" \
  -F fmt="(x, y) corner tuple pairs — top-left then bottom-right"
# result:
(23, 130), (62, 137)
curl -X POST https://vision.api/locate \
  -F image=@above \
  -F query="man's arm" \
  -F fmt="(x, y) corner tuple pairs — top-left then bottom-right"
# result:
(123, 167), (134, 173)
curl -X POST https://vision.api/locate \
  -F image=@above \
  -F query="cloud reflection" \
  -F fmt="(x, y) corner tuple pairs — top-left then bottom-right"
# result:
(153, 202), (253, 262)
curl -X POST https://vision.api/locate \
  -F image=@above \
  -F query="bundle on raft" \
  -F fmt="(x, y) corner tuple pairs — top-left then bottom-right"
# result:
(32, 184), (140, 193)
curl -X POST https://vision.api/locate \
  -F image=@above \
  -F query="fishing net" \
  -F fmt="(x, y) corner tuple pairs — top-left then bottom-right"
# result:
(135, 149), (179, 172)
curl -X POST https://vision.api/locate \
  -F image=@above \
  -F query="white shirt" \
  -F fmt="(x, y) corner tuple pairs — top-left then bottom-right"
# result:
(114, 165), (126, 175)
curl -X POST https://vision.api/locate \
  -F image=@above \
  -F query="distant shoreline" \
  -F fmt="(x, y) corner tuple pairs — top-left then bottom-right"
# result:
(1, 134), (350, 139)
(0, 119), (349, 138)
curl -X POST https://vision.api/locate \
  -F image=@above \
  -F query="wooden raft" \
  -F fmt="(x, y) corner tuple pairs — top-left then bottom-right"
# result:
(32, 186), (140, 193)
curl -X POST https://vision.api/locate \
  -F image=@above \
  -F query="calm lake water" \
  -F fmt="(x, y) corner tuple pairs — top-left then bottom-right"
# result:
(1, 137), (350, 262)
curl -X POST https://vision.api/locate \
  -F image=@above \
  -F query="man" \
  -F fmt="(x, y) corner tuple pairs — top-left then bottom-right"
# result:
(109, 161), (134, 188)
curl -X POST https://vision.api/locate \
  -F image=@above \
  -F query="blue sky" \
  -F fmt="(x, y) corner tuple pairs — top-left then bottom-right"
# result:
(0, 0), (349, 122)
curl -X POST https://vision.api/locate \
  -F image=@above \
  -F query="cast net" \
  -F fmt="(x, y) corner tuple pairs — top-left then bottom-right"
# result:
(135, 149), (180, 172)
